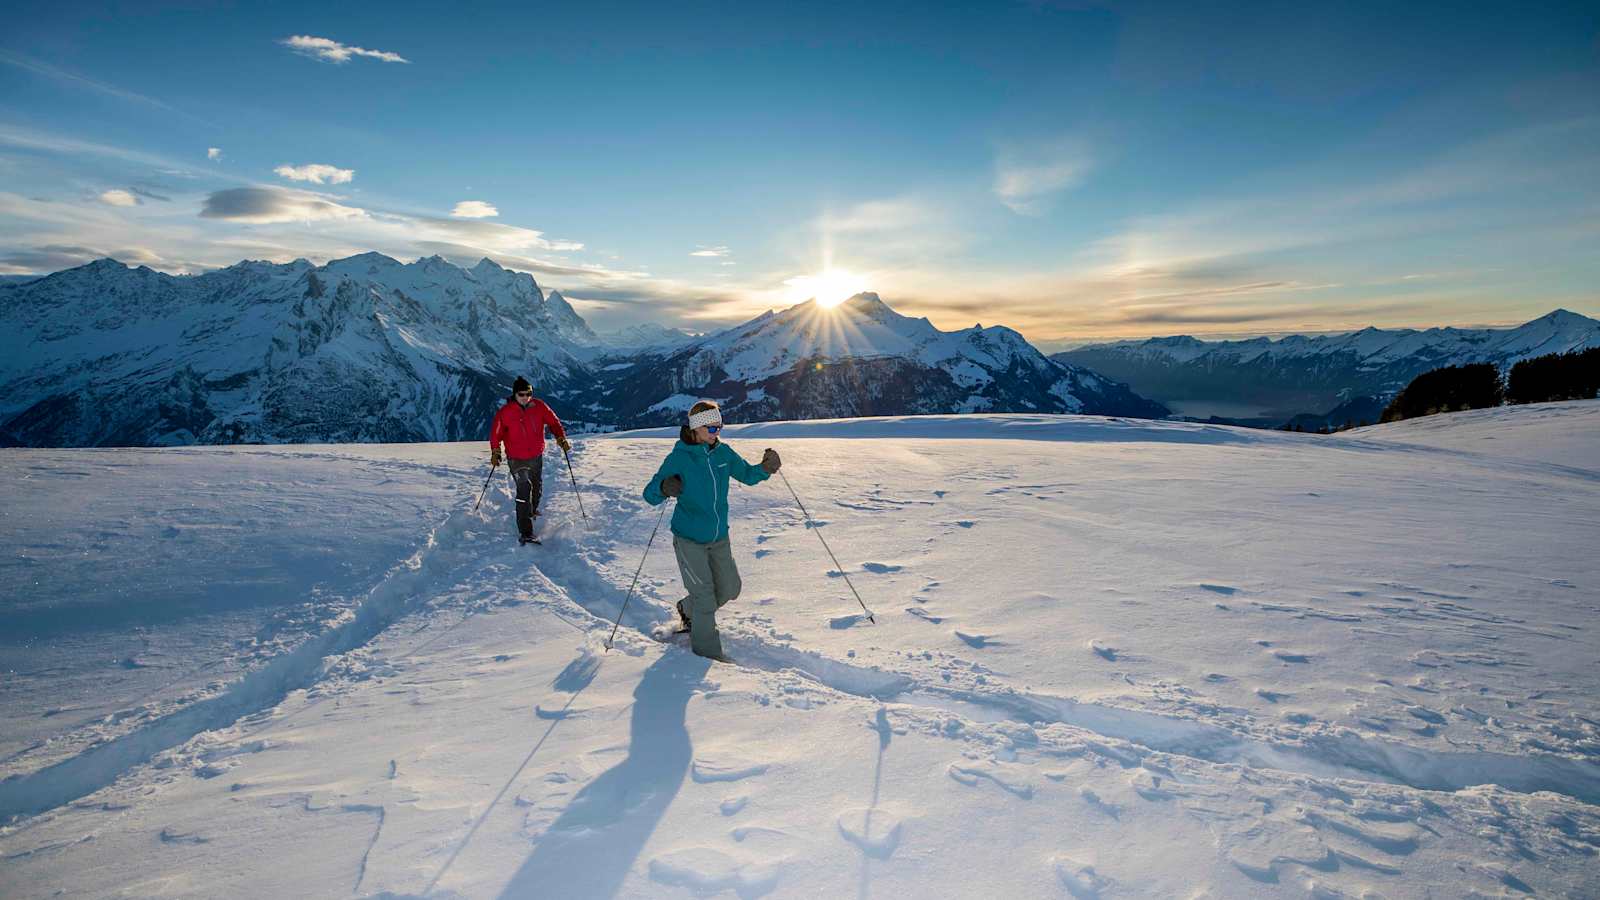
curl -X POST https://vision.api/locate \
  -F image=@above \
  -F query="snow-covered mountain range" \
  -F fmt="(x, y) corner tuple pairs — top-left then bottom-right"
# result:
(591, 292), (1168, 429)
(1054, 309), (1600, 425)
(0, 256), (1163, 447)
(0, 254), (607, 446)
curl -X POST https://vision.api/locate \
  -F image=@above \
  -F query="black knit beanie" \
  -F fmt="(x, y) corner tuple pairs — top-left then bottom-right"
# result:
(512, 376), (532, 394)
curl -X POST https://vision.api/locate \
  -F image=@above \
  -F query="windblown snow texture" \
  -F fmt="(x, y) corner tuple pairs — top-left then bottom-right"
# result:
(1, 403), (1597, 898)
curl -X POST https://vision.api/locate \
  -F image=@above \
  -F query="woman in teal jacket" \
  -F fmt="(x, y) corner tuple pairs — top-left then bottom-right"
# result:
(644, 400), (780, 661)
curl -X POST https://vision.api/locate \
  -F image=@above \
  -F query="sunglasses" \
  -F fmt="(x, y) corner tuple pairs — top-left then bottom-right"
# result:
(705, 424), (722, 434)
(516, 391), (532, 397)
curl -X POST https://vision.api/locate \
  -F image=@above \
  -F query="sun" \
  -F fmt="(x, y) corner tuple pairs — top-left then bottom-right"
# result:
(786, 269), (866, 308)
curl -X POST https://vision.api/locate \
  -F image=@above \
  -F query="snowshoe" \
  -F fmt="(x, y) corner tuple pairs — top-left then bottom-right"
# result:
(650, 622), (690, 642)
(519, 534), (541, 546)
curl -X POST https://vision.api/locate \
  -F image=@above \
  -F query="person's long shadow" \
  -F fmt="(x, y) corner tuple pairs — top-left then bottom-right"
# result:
(498, 650), (712, 899)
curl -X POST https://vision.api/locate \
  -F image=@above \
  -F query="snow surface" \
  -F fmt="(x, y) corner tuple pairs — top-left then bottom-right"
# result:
(2, 403), (1598, 897)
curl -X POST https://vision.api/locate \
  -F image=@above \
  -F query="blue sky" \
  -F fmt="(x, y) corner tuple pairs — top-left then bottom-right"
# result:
(1, 0), (1597, 341)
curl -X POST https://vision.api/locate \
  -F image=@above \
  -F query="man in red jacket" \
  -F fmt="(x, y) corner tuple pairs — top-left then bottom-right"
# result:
(490, 376), (571, 544)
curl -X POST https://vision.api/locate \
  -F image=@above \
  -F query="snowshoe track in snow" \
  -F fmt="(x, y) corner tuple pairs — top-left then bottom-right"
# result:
(525, 516), (1600, 808)
(0, 501), (498, 823)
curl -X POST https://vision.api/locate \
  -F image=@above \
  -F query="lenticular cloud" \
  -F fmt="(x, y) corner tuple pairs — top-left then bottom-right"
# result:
(200, 187), (366, 224)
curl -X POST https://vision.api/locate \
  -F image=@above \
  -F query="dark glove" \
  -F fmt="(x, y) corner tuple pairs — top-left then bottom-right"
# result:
(761, 448), (781, 474)
(661, 474), (684, 498)
(556, 436), (571, 453)
(490, 447), (503, 467)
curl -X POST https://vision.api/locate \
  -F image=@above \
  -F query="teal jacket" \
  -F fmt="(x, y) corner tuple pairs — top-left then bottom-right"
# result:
(644, 439), (771, 543)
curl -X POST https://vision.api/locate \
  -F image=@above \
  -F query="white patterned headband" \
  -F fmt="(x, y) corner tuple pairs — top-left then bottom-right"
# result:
(687, 407), (723, 430)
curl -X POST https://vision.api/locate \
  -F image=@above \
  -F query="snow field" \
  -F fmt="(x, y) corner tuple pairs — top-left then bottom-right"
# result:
(2, 403), (1598, 897)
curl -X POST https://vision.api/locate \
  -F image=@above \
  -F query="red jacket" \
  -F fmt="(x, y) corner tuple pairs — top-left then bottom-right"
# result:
(491, 397), (566, 459)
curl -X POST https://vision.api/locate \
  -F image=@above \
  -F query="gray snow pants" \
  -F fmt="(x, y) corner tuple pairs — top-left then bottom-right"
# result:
(672, 534), (742, 659)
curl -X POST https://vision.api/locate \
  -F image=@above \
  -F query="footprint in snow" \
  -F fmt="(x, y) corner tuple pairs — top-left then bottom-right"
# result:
(1128, 769), (1179, 801)
(1407, 705), (1446, 724)
(1087, 639), (1118, 661)
(647, 847), (783, 896)
(1078, 786), (1119, 819)
(1300, 807), (1423, 856)
(1199, 584), (1238, 595)
(1270, 649), (1312, 664)
(691, 756), (771, 784)
(861, 561), (903, 574)
(731, 824), (791, 842)
(954, 630), (1000, 648)
(905, 607), (945, 624)
(829, 613), (869, 629)
(753, 548), (773, 558)
(837, 807), (903, 859)
(948, 762), (1034, 799)
(1053, 857), (1111, 899)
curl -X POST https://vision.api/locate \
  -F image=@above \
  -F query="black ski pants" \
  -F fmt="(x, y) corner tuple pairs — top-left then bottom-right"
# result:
(508, 456), (544, 537)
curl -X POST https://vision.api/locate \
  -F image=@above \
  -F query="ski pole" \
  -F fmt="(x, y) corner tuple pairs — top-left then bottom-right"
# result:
(562, 445), (590, 526)
(779, 469), (875, 624)
(605, 502), (669, 651)
(473, 461), (499, 512)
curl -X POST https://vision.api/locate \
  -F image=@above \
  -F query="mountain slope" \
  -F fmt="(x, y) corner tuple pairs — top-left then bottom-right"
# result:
(0, 259), (1168, 447)
(597, 293), (1167, 427)
(0, 255), (599, 446)
(1055, 309), (1600, 424)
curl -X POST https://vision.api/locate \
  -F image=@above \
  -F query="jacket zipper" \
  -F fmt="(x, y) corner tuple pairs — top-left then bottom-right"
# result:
(514, 403), (538, 452)
(705, 447), (720, 540)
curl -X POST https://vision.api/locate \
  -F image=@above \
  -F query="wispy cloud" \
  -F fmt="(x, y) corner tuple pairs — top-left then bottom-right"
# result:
(450, 200), (498, 219)
(282, 35), (409, 65)
(690, 245), (730, 257)
(200, 187), (367, 224)
(0, 125), (215, 179)
(401, 214), (582, 253)
(207, 147), (222, 161)
(98, 189), (139, 207)
(0, 51), (190, 118)
(809, 194), (968, 268)
(273, 163), (354, 185)
(993, 136), (1092, 215)
(819, 196), (937, 234)
(0, 242), (167, 274)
